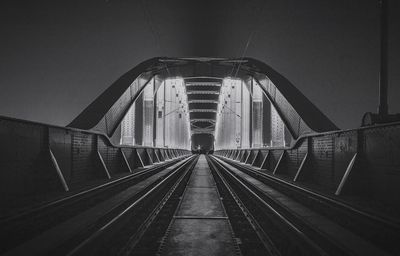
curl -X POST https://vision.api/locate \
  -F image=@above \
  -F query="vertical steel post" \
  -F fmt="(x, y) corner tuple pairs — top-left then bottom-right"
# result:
(153, 78), (157, 147)
(378, 0), (388, 116)
(249, 79), (253, 148)
(240, 81), (243, 148)
(163, 81), (166, 147)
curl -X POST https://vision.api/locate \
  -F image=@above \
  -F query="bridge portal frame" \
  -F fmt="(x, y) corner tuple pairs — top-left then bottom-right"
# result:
(68, 57), (338, 143)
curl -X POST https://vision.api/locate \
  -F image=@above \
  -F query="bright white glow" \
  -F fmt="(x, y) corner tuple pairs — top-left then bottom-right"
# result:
(163, 77), (191, 149)
(215, 78), (243, 150)
(120, 77), (191, 150)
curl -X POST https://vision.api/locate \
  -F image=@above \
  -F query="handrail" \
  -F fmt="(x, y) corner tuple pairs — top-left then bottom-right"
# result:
(0, 115), (189, 151)
(216, 120), (400, 151)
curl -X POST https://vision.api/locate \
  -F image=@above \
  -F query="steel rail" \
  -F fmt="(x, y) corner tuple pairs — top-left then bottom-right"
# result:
(119, 155), (199, 256)
(207, 156), (280, 256)
(0, 156), (191, 254)
(209, 155), (329, 256)
(0, 156), (187, 224)
(218, 155), (400, 229)
(66, 155), (197, 255)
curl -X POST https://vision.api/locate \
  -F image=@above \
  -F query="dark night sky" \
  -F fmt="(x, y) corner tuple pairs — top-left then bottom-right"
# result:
(0, 0), (399, 129)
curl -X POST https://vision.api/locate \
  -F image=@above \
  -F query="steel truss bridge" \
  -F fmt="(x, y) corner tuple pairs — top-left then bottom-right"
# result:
(0, 57), (399, 256)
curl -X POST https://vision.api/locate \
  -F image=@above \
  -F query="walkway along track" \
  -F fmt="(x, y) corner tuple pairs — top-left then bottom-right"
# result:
(210, 155), (398, 256)
(2, 155), (196, 256)
(154, 155), (242, 256)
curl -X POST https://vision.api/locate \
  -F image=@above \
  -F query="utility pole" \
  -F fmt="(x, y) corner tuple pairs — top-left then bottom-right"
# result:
(362, 0), (400, 125)
(378, 0), (388, 116)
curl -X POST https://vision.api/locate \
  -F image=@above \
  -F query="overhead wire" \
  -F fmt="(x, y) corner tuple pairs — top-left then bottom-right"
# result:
(229, 0), (267, 78)
(139, 0), (171, 77)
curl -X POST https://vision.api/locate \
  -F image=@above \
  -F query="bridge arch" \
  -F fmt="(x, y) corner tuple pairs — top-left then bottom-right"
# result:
(68, 57), (338, 144)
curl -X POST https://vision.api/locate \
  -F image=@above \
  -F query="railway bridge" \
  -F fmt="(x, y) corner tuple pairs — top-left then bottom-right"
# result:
(0, 57), (399, 255)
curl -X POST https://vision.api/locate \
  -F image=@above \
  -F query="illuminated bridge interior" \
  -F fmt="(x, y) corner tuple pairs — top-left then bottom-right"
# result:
(1, 57), (399, 256)
(118, 75), (292, 152)
(68, 57), (337, 153)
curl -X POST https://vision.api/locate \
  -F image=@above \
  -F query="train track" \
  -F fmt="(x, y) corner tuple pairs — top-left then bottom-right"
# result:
(117, 154), (295, 256)
(1, 155), (196, 255)
(2, 154), (398, 256)
(209, 155), (398, 256)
